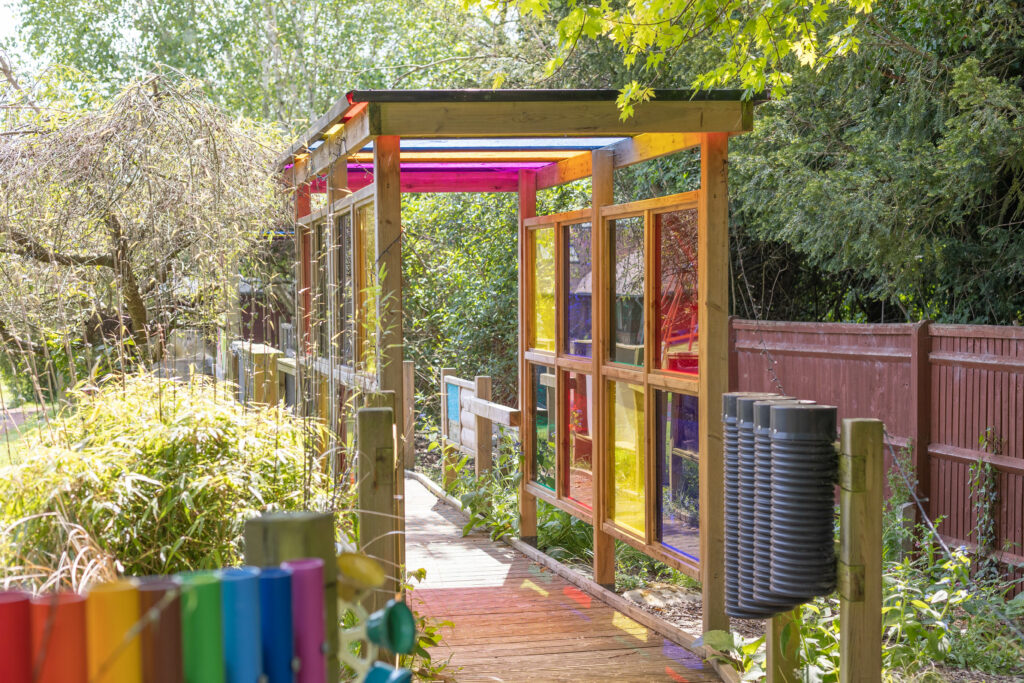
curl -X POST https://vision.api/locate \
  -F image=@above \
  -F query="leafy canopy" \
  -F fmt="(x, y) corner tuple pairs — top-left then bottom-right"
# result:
(470, 0), (875, 108)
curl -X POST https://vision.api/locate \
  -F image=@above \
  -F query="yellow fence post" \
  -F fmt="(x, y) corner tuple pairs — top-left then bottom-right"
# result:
(839, 418), (883, 683)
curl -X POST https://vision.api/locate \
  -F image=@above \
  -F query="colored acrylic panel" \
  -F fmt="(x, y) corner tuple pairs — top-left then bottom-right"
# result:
(564, 371), (593, 508)
(609, 380), (645, 534)
(335, 212), (355, 364)
(532, 228), (556, 352)
(656, 209), (699, 375)
(609, 216), (645, 366)
(656, 391), (700, 561)
(531, 364), (556, 490)
(314, 223), (330, 355)
(445, 382), (461, 446)
(356, 202), (376, 373)
(564, 222), (593, 358)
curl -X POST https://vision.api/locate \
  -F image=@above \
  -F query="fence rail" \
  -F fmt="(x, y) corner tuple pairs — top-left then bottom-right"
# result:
(439, 368), (520, 486)
(730, 318), (1024, 581)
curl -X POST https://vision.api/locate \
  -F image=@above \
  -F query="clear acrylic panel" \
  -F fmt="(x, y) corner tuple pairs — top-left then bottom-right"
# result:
(609, 216), (645, 366)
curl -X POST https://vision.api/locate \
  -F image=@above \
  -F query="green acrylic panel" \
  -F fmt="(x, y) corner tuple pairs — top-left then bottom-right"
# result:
(609, 380), (645, 535)
(531, 364), (556, 490)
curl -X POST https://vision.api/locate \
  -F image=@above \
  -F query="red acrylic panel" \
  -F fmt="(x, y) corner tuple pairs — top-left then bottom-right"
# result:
(655, 208), (699, 375)
(563, 370), (593, 508)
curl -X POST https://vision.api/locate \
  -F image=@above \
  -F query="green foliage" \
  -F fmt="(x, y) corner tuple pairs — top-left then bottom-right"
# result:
(0, 373), (332, 584)
(730, 2), (1024, 324)
(11, 0), (544, 127)
(451, 430), (522, 541)
(403, 193), (520, 411)
(700, 629), (767, 681)
(470, 0), (875, 103)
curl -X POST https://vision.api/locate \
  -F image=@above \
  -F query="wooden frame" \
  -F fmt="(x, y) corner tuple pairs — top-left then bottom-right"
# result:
(518, 189), (712, 582)
(284, 89), (751, 634)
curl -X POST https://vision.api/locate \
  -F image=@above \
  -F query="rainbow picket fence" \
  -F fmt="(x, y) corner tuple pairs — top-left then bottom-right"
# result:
(0, 555), (415, 683)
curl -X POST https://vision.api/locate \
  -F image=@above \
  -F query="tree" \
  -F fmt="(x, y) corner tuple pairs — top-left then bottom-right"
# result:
(0, 62), (286, 367)
(471, 0), (875, 108)
(12, 0), (548, 127)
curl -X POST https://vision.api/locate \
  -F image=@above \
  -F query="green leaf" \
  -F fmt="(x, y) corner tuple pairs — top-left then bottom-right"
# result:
(700, 630), (737, 653)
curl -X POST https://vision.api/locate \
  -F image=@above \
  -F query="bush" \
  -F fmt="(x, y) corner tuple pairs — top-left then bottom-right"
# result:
(0, 373), (333, 585)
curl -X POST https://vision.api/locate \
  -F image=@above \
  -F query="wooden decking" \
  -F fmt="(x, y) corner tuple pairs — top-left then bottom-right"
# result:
(405, 476), (719, 682)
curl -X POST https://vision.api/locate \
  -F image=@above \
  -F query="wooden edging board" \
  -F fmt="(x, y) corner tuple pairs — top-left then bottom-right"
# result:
(403, 470), (741, 683)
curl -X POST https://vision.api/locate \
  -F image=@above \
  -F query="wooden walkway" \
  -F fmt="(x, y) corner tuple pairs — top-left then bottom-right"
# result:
(405, 476), (719, 682)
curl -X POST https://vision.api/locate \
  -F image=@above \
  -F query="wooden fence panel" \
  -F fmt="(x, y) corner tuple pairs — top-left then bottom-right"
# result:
(731, 319), (1024, 587)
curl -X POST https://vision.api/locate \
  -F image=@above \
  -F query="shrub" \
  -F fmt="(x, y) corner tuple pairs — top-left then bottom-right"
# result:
(0, 372), (333, 586)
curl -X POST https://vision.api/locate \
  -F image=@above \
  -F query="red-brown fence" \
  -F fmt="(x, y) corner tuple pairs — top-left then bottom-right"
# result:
(730, 319), (1024, 583)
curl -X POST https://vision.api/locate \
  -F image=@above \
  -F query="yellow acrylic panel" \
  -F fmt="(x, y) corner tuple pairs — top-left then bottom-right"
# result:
(532, 228), (556, 352)
(356, 202), (376, 373)
(609, 380), (645, 535)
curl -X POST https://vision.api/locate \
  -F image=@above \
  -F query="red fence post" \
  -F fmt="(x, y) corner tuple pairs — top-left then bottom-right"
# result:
(910, 320), (932, 520)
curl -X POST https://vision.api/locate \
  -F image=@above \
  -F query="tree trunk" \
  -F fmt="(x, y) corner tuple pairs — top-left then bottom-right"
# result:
(108, 214), (151, 363)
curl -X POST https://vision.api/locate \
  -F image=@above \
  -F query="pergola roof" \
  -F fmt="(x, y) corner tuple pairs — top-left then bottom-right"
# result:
(282, 89), (762, 194)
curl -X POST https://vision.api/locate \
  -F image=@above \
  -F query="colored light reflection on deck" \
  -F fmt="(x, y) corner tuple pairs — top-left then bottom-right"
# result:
(612, 612), (648, 642)
(532, 228), (556, 352)
(610, 380), (645, 535)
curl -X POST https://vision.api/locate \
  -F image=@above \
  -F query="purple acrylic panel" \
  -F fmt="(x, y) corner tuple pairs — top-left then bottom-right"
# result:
(563, 222), (593, 358)
(656, 391), (700, 562)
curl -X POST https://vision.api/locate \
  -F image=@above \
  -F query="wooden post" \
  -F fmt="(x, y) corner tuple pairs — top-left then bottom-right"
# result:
(591, 149), (615, 588)
(373, 135), (406, 580)
(474, 375), (493, 475)
(699, 133), (730, 633)
(243, 511), (339, 683)
(839, 418), (883, 683)
(518, 170), (539, 546)
(357, 406), (400, 613)
(326, 158), (348, 466)
(403, 360), (415, 469)
(250, 345), (282, 405)
(910, 320), (931, 520)
(766, 609), (799, 682)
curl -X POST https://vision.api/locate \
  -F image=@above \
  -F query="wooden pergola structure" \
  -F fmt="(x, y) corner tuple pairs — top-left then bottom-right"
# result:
(280, 89), (758, 634)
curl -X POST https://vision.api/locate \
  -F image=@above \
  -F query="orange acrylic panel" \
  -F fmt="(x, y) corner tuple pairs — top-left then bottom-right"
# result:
(564, 370), (593, 508)
(609, 380), (645, 535)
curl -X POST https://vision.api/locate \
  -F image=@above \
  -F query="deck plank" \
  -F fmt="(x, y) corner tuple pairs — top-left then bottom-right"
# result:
(404, 476), (719, 681)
